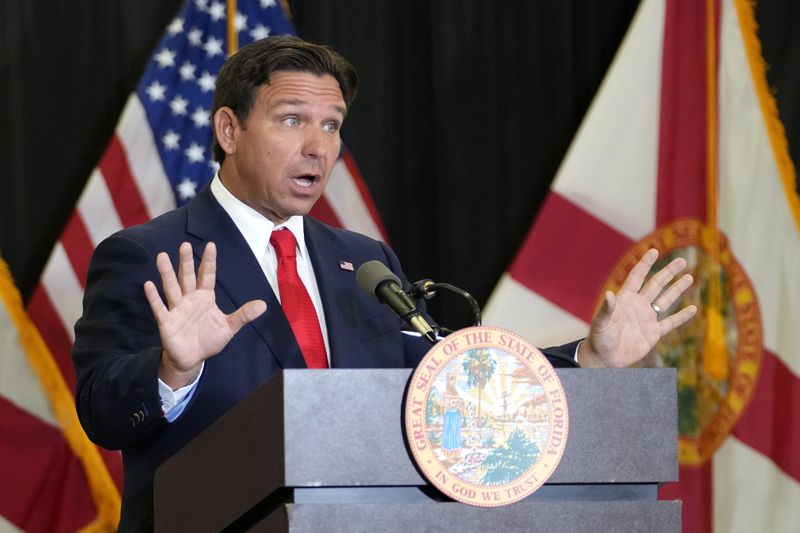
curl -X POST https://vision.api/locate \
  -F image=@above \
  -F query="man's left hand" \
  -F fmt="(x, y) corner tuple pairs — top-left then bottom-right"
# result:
(578, 248), (697, 368)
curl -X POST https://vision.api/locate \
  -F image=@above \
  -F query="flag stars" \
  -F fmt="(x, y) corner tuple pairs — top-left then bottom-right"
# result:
(154, 48), (177, 68)
(177, 178), (198, 200)
(235, 12), (248, 32)
(167, 17), (184, 36)
(187, 27), (203, 46)
(250, 24), (271, 41)
(170, 95), (189, 116)
(204, 36), (223, 58)
(185, 143), (205, 163)
(191, 107), (210, 128)
(208, 1), (226, 22)
(145, 81), (167, 102)
(197, 71), (216, 93)
(162, 130), (181, 150)
(129, 2), (296, 216)
(179, 61), (196, 81)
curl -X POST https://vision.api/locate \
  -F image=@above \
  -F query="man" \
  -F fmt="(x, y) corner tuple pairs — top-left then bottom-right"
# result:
(72, 36), (695, 532)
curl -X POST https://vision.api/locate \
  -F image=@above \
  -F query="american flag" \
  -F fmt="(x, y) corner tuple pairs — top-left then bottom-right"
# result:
(2, 0), (386, 530)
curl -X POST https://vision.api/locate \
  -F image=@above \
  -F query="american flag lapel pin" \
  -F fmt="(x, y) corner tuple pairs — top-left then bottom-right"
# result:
(339, 260), (354, 271)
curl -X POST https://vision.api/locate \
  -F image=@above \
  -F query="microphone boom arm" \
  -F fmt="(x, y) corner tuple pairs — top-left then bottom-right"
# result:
(410, 280), (482, 328)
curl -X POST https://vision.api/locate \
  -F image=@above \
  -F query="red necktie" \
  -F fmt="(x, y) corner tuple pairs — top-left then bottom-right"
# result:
(270, 229), (328, 369)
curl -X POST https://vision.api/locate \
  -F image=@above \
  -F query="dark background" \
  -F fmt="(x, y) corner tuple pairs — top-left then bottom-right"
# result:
(1, 0), (798, 329)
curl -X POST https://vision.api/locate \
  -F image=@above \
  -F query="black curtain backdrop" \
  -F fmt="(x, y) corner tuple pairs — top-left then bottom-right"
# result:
(2, 1), (798, 329)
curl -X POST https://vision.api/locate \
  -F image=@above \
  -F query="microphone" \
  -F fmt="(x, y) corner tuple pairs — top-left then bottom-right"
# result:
(356, 260), (437, 344)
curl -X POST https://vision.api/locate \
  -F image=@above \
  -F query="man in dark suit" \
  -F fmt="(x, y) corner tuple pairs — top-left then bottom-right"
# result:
(72, 36), (696, 532)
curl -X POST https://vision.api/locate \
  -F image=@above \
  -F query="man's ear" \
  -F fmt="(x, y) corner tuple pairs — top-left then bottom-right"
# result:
(213, 107), (239, 156)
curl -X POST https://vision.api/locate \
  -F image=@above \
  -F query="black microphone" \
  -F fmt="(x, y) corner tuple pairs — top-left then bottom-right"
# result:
(355, 260), (437, 343)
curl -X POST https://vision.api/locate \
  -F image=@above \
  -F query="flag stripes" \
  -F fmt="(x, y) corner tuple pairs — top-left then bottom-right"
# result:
(311, 152), (389, 242)
(115, 99), (175, 218)
(27, 286), (77, 388)
(98, 137), (152, 229)
(336, 151), (389, 241)
(78, 170), (125, 245)
(61, 212), (94, 288)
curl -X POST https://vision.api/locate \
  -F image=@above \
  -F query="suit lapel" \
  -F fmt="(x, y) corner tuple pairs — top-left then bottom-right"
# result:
(303, 217), (350, 366)
(186, 188), (307, 369)
(304, 217), (396, 369)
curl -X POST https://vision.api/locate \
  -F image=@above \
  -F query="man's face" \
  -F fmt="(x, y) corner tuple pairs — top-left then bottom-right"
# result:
(216, 71), (346, 223)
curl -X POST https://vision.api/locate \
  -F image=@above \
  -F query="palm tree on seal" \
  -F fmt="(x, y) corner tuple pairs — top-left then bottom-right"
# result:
(463, 349), (496, 429)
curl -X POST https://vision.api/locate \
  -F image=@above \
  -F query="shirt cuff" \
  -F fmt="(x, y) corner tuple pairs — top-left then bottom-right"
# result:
(158, 364), (204, 422)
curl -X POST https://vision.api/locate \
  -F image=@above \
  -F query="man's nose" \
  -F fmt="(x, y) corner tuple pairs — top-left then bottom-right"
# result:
(302, 127), (328, 158)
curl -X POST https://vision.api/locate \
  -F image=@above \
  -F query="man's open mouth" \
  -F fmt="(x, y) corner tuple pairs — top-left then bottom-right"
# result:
(291, 174), (318, 188)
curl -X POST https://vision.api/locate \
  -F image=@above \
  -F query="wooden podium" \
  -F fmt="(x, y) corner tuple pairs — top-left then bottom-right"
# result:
(154, 368), (680, 532)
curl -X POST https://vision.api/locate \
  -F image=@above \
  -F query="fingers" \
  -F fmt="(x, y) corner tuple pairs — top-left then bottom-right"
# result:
(197, 242), (217, 290)
(620, 249), (659, 294)
(604, 290), (617, 312)
(156, 251), (182, 308)
(593, 290), (617, 322)
(640, 256), (688, 301)
(659, 304), (698, 336)
(177, 242), (197, 293)
(149, 242), (209, 309)
(227, 300), (267, 335)
(652, 273), (693, 313)
(144, 280), (169, 325)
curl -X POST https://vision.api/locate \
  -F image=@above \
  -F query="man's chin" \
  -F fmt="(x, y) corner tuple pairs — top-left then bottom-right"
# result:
(272, 198), (323, 221)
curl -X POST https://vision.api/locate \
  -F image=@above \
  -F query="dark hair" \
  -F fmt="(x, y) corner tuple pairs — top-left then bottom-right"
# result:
(211, 35), (359, 163)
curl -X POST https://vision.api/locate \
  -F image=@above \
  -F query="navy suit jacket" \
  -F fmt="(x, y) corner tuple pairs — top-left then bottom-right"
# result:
(72, 186), (578, 531)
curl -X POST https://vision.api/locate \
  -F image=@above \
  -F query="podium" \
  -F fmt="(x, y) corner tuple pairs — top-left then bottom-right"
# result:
(154, 369), (680, 532)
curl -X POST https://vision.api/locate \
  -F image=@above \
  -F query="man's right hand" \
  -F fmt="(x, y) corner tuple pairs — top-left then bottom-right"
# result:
(143, 241), (267, 389)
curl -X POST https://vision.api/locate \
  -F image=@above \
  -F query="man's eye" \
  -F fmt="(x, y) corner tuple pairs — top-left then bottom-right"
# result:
(283, 117), (299, 126)
(323, 122), (339, 133)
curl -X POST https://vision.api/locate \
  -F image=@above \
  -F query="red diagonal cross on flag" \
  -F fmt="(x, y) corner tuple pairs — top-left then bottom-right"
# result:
(485, 0), (800, 531)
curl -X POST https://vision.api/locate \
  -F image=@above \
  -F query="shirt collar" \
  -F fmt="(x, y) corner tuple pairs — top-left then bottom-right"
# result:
(209, 174), (308, 260)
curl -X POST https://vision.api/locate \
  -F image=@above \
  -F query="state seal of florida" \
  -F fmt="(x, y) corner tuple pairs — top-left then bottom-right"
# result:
(601, 220), (763, 465)
(405, 326), (568, 506)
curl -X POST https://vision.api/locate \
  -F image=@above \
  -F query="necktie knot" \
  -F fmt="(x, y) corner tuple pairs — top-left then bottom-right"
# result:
(270, 228), (297, 259)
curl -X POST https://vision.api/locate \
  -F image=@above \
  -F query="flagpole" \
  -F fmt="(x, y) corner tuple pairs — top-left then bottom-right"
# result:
(703, 0), (728, 381)
(227, 0), (238, 55)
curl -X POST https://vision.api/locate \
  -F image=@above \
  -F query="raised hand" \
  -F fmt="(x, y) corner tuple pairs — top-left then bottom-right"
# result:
(578, 248), (697, 368)
(143, 242), (267, 388)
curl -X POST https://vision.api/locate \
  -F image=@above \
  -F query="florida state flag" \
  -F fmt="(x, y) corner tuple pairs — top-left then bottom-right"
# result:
(485, 0), (800, 531)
